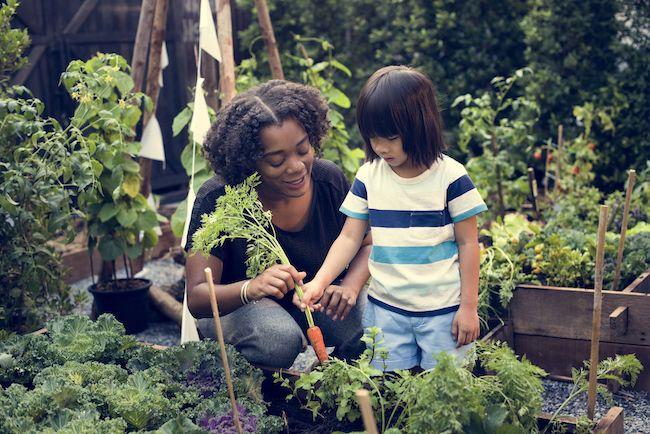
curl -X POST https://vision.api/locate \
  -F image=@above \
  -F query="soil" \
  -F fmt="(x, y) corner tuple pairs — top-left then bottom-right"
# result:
(90, 278), (151, 293)
(262, 373), (363, 434)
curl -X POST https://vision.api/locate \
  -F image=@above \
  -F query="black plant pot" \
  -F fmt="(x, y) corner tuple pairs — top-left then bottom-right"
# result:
(88, 278), (152, 334)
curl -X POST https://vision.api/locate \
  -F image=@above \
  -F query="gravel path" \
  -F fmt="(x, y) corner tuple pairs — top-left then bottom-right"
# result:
(541, 379), (649, 433)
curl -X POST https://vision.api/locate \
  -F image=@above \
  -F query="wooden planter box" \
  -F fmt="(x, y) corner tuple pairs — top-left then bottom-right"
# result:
(61, 221), (181, 284)
(491, 270), (649, 391)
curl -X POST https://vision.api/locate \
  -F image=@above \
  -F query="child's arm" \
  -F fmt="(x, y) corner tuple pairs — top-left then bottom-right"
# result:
(452, 215), (481, 347)
(295, 216), (368, 310)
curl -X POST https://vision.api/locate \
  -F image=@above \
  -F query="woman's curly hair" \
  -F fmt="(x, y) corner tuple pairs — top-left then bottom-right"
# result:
(203, 80), (330, 185)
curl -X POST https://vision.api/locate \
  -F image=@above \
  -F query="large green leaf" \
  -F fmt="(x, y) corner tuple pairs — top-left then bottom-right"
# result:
(98, 237), (123, 261)
(98, 203), (119, 222)
(116, 207), (138, 227)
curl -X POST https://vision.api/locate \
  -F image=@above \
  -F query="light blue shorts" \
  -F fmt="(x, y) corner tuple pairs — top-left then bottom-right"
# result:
(362, 300), (472, 371)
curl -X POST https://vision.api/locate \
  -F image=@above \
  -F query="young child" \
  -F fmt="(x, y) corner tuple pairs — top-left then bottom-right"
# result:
(299, 66), (487, 370)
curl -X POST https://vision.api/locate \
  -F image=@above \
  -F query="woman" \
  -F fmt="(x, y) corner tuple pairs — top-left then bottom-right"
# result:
(185, 80), (371, 368)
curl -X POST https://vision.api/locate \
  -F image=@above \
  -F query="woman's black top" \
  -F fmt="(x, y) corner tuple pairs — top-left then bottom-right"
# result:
(185, 159), (350, 308)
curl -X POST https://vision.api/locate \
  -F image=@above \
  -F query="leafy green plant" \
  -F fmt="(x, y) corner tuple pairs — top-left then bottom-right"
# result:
(0, 314), (137, 386)
(453, 68), (539, 220)
(0, 313), (281, 433)
(542, 354), (643, 433)
(278, 336), (547, 434)
(61, 53), (164, 281)
(0, 0), (29, 86)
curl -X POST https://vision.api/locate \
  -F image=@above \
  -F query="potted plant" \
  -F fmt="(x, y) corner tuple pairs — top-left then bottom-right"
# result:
(61, 53), (164, 333)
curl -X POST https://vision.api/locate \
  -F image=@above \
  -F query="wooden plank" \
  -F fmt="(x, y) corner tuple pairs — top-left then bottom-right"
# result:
(594, 407), (624, 434)
(62, 0), (99, 35)
(511, 285), (650, 345)
(62, 222), (180, 284)
(12, 45), (47, 86)
(622, 270), (650, 293)
(512, 334), (650, 391)
(608, 306), (628, 337)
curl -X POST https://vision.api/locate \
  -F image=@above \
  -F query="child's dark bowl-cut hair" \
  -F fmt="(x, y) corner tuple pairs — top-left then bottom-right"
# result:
(356, 65), (445, 168)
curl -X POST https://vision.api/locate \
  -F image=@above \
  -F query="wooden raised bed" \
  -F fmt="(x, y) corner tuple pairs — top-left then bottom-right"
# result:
(61, 220), (181, 284)
(493, 270), (649, 392)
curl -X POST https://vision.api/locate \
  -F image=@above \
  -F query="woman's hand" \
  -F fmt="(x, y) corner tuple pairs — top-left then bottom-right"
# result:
(247, 264), (306, 301)
(316, 285), (359, 321)
(451, 305), (480, 347)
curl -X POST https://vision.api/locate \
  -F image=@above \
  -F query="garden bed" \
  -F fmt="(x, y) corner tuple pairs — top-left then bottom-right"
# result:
(497, 269), (650, 391)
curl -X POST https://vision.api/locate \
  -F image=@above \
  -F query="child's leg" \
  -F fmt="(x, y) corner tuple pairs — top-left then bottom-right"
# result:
(413, 309), (473, 370)
(362, 301), (419, 371)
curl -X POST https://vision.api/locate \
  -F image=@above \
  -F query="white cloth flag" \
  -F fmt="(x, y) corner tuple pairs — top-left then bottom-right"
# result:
(181, 286), (200, 343)
(139, 115), (166, 162)
(189, 77), (211, 145)
(158, 41), (169, 87)
(199, 0), (222, 61)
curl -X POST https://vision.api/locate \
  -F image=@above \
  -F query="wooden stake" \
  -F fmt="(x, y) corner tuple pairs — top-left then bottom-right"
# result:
(555, 124), (563, 192)
(204, 267), (243, 434)
(139, 0), (169, 199)
(544, 144), (551, 197)
(527, 167), (540, 220)
(355, 389), (379, 434)
(216, 0), (236, 104)
(491, 133), (505, 219)
(254, 0), (284, 79)
(131, 0), (157, 93)
(612, 170), (637, 291)
(587, 205), (609, 420)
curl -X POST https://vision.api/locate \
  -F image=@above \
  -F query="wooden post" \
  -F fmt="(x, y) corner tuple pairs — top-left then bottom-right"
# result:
(204, 268), (243, 434)
(587, 205), (609, 420)
(130, 0), (157, 93)
(555, 124), (563, 192)
(254, 0), (284, 79)
(612, 170), (637, 291)
(139, 0), (169, 199)
(355, 389), (379, 434)
(216, 0), (236, 104)
(491, 133), (505, 219)
(527, 167), (540, 220)
(544, 144), (551, 197)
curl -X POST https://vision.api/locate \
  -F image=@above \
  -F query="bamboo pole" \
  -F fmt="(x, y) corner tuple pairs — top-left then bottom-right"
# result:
(587, 205), (609, 420)
(612, 170), (637, 291)
(555, 124), (563, 192)
(204, 268), (243, 434)
(216, 0), (236, 104)
(254, 0), (284, 79)
(131, 0), (157, 93)
(527, 167), (540, 220)
(543, 144), (551, 197)
(139, 0), (169, 199)
(355, 389), (379, 434)
(491, 133), (505, 219)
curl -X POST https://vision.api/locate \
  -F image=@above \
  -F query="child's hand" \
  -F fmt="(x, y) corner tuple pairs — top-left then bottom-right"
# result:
(293, 280), (325, 312)
(451, 305), (480, 347)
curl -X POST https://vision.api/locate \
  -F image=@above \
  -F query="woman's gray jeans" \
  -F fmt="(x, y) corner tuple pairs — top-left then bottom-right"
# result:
(197, 289), (367, 368)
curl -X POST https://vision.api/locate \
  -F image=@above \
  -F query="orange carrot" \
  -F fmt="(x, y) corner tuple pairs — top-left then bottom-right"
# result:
(307, 326), (328, 363)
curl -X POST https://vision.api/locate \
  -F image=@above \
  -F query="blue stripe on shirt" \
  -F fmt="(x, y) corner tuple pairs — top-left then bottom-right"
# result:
(350, 178), (367, 200)
(340, 205), (369, 220)
(370, 241), (458, 264)
(368, 209), (452, 228)
(447, 174), (476, 201)
(451, 204), (488, 223)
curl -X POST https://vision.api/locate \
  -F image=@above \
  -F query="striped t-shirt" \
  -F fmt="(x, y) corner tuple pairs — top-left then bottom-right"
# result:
(340, 156), (487, 315)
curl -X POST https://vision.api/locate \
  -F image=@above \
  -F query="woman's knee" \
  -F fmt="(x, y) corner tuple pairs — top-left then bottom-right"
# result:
(245, 321), (304, 368)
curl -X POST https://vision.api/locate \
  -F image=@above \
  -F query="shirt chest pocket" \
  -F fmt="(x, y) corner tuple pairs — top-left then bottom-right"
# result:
(409, 210), (446, 228)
